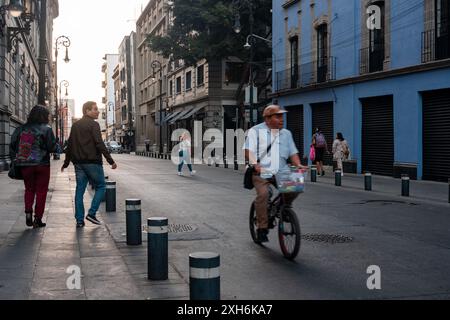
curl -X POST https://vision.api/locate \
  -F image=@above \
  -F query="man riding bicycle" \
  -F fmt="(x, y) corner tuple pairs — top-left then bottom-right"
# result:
(244, 105), (308, 243)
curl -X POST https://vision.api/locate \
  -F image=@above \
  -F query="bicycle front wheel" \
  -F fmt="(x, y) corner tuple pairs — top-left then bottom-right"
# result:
(278, 208), (301, 260)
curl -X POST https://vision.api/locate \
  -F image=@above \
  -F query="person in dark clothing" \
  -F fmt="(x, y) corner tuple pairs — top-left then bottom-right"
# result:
(312, 127), (329, 176)
(9, 105), (57, 228)
(61, 101), (117, 228)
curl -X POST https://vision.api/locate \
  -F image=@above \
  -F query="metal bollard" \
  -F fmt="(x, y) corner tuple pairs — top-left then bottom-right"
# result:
(189, 252), (220, 300)
(401, 174), (410, 197)
(126, 199), (142, 246)
(365, 172), (372, 191)
(215, 158), (219, 168)
(448, 179), (450, 204)
(311, 167), (317, 183)
(234, 156), (239, 171)
(105, 181), (116, 212)
(335, 170), (342, 186)
(224, 156), (228, 169)
(147, 217), (168, 280)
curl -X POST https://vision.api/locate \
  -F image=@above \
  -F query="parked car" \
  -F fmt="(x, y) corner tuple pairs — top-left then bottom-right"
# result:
(106, 141), (123, 154)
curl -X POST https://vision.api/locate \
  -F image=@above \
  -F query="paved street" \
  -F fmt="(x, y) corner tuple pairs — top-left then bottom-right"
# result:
(1, 154), (450, 300)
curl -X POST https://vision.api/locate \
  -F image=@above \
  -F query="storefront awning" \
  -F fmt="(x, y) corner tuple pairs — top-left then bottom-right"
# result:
(169, 107), (194, 124)
(179, 106), (205, 121)
(164, 111), (182, 123)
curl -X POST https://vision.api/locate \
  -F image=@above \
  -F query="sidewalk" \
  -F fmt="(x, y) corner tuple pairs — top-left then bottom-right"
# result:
(0, 162), (189, 300)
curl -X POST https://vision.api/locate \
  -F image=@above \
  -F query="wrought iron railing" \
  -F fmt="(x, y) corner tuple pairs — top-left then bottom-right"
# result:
(275, 57), (336, 92)
(422, 29), (450, 63)
(360, 47), (384, 74)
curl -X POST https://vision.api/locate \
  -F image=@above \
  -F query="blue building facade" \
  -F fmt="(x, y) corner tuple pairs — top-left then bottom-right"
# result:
(272, 0), (450, 181)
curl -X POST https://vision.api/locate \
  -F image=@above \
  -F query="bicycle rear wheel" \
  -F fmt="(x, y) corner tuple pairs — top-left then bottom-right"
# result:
(249, 202), (261, 244)
(278, 208), (301, 260)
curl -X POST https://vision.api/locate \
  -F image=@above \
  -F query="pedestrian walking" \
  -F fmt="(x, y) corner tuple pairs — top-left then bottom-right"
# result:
(61, 101), (117, 228)
(177, 133), (196, 176)
(312, 128), (328, 176)
(332, 132), (350, 176)
(9, 105), (57, 228)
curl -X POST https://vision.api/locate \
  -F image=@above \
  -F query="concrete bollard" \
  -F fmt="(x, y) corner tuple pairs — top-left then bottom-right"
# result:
(365, 172), (372, 191)
(311, 167), (317, 183)
(401, 174), (410, 197)
(189, 252), (220, 300)
(335, 170), (342, 186)
(147, 217), (168, 280)
(126, 199), (142, 246)
(105, 181), (116, 212)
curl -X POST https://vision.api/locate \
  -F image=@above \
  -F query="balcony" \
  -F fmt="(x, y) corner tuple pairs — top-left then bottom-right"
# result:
(422, 29), (450, 63)
(275, 57), (336, 92)
(360, 47), (384, 74)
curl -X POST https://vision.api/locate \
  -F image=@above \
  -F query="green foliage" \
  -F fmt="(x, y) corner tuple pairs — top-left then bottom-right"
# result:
(146, 0), (272, 66)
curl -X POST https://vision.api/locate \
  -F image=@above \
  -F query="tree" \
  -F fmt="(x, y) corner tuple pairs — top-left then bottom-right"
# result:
(146, 0), (272, 67)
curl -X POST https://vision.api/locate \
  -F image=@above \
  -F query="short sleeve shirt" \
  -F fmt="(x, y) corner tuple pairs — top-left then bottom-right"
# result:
(244, 122), (299, 174)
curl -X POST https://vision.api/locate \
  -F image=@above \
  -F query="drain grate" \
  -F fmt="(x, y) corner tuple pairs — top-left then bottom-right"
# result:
(302, 234), (354, 244)
(142, 223), (196, 234)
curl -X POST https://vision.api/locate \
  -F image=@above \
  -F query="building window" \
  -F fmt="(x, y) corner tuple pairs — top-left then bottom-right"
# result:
(436, 0), (450, 60)
(197, 65), (204, 86)
(176, 76), (182, 94)
(368, 1), (385, 72)
(186, 71), (192, 91)
(290, 36), (299, 89)
(225, 62), (245, 84)
(317, 24), (328, 83)
(169, 80), (173, 96)
(122, 106), (127, 122)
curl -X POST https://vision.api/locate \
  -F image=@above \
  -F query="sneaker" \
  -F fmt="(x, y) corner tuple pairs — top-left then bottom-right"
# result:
(321, 171), (325, 176)
(257, 229), (269, 243)
(26, 213), (33, 227)
(76, 221), (85, 228)
(190, 170), (196, 176)
(177, 172), (183, 176)
(33, 218), (46, 229)
(86, 215), (102, 225)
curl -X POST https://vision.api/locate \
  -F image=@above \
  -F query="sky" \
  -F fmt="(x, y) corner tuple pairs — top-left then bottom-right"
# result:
(53, 0), (149, 118)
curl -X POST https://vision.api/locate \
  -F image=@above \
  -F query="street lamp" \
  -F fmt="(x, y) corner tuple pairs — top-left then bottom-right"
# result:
(0, 0), (36, 52)
(59, 80), (69, 144)
(54, 35), (71, 158)
(151, 60), (164, 155)
(107, 101), (115, 141)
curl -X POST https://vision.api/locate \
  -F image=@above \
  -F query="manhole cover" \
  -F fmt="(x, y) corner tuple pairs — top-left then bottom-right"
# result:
(142, 224), (196, 234)
(302, 234), (354, 244)
(353, 200), (418, 206)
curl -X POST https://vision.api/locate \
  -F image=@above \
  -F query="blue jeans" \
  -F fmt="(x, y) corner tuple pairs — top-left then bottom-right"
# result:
(178, 151), (192, 172)
(74, 164), (106, 223)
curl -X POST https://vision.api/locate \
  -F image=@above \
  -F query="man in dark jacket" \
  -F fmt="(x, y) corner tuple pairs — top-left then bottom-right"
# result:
(62, 101), (117, 228)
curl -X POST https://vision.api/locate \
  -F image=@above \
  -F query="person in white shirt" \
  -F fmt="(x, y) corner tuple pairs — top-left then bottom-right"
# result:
(177, 133), (196, 176)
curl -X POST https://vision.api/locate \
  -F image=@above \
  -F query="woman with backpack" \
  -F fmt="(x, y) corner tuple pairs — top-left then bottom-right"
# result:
(9, 105), (57, 228)
(312, 128), (328, 176)
(333, 132), (350, 176)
